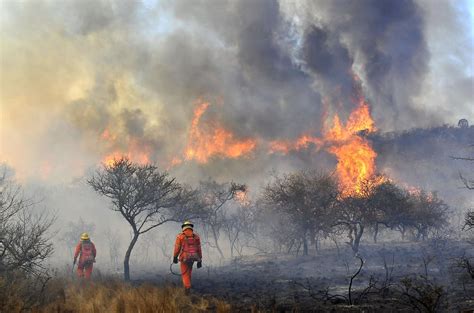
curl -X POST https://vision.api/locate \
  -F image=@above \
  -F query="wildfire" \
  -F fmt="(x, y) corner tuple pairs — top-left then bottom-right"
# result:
(234, 189), (251, 206)
(269, 134), (323, 154)
(100, 130), (151, 167)
(406, 186), (435, 201)
(184, 101), (257, 163)
(266, 91), (380, 196)
(324, 96), (378, 196)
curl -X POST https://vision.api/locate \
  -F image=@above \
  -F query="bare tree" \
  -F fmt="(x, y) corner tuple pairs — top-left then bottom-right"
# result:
(222, 204), (256, 258)
(198, 180), (246, 259)
(103, 227), (121, 271)
(261, 171), (339, 256)
(464, 212), (474, 231)
(0, 166), (54, 311)
(0, 168), (54, 276)
(452, 151), (474, 190)
(88, 158), (200, 281)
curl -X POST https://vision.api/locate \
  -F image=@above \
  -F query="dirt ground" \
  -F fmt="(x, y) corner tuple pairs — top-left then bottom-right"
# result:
(139, 240), (474, 312)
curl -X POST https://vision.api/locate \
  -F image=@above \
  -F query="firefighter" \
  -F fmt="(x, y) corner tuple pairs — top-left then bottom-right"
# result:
(173, 221), (202, 292)
(73, 232), (96, 279)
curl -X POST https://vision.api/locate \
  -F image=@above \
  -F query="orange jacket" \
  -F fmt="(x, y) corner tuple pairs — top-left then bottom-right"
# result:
(74, 240), (96, 265)
(174, 229), (202, 261)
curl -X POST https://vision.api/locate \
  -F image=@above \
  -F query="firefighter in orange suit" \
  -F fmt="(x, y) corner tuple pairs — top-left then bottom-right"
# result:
(173, 221), (202, 291)
(73, 232), (97, 279)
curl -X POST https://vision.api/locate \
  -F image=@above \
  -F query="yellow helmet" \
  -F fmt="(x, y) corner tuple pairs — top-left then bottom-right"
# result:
(181, 221), (194, 231)
(80, 232), (90, 241)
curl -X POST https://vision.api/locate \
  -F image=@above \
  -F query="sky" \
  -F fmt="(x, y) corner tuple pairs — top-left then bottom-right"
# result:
(0, 0), (473, 183)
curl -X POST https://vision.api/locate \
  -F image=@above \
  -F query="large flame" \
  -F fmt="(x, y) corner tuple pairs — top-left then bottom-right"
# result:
(266, 91), (380, 196)
(184, 101), (257, 163)
(324, 97), (378, 196)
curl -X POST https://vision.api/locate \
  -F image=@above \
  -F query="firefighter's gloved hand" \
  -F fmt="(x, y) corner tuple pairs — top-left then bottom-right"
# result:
(173, 256), (178, 264)
(197, 261), (202, 269)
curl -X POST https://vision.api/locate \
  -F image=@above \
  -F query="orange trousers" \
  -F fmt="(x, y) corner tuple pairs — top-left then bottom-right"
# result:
(180, 261), (193, 289)
(77, 263), (93, 279)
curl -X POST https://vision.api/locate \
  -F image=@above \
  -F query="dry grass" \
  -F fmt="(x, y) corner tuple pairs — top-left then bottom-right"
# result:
(6, 278), (232, 313)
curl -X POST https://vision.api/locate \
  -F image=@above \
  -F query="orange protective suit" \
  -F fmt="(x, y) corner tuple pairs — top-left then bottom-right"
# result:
(173, 228), (202, 289)
(74, 240), (97, 279)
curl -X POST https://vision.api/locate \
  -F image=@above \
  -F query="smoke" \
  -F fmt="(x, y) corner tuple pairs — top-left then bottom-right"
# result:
(1, 0), (472, 194)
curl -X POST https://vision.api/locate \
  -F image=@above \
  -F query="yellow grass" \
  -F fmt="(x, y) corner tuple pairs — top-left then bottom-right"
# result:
(26, 279), (232, 313)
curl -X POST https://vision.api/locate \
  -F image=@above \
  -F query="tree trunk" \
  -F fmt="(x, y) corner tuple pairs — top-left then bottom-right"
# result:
(373, 223), (379, 243)
(124, 232), (139, 281)
(352, 225), (364, 255)
(303, 236), (308, 256)
(296, 241), (302, 256)
(287, 239), (295, 254)
(211, 226), (225, 259)
(400, 227), (406, 241)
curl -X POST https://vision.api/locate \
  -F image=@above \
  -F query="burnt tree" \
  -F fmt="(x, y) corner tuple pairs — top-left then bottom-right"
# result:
(88, 158), (199, 281)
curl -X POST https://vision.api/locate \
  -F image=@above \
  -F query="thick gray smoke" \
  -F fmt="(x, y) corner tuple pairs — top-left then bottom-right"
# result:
(1, 0), (472, 181)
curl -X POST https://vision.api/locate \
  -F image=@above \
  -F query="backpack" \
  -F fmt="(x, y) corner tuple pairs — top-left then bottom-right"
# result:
(182, 235), (200, 263)
(81, 241), (95, 265)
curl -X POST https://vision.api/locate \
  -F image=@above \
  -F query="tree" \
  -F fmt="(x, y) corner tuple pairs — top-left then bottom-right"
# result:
(261, 171), (339, 256)
(452, 148), (473, 229)
(464, 212), (474, 231)
(197, 180), (246, 259)
(103, 227), (121, 271)
(369, 181), (412, 242)
(0, 166), (54, 311)
(88, 158), (200, 281)
(407, 190), (449, 241)
(222, 203), (256, 258)
(332, 177), (384, 254)
(0, 168), (54, 276)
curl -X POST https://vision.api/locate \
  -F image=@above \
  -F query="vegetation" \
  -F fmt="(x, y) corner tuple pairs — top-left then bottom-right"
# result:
(0, 159), (467, 312)
(33, 280), (231, 313)
(258, 171), (450, 255)
(0, 167), (55, 311)
(88, 158), (202, 280)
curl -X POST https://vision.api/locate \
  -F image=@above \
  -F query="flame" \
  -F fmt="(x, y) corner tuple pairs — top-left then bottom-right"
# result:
(184, 101), (257, 163)
(100, 129), (151, 167)
(266, 88), (380, 196)
(269, 134), (323, 154)
(234, 189), (251, 206)
(170, 157), (183, 167)
(324, 96), (378, 196)
(101, 129), (117, 141)
(406, 186), (435, 201)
